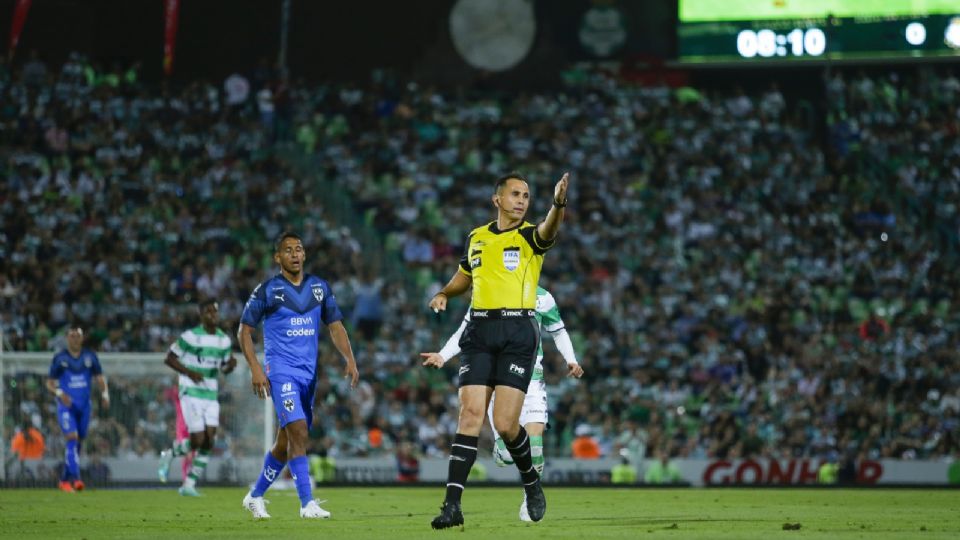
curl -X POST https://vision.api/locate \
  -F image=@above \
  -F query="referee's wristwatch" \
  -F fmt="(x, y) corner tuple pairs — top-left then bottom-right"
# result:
(553, 198), (567, 208)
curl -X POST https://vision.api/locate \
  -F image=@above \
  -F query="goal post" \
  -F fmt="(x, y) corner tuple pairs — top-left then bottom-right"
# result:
(2, 349), (271, 484)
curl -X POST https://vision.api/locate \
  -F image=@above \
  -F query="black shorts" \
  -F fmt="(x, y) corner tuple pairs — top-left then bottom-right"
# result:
(457, 312), (539, 391)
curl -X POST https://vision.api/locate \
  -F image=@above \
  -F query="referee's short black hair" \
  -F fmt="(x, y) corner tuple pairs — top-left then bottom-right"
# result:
(198, 298), (218, 310)
(274, 231), (303, 252)
(495, 172), (528, 193)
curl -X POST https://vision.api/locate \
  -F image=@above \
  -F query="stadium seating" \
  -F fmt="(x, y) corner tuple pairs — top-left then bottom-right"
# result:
(2, 57), (958, 472)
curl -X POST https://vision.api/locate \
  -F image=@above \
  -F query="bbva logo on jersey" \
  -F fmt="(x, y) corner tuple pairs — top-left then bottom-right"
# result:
(503, 247), (521, 271)
(311, 284), (324, 302)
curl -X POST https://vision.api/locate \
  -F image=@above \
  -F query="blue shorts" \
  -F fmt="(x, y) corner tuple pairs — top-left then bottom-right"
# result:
(269, 375), (317, 429)
(57, 402), (91, 440)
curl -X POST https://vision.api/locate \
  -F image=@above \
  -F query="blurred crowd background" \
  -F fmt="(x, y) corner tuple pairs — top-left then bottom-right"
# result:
(2, 51), (959, 481)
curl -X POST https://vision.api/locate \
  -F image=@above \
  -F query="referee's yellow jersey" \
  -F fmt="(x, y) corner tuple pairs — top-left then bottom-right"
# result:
(458, 221), (556, 310)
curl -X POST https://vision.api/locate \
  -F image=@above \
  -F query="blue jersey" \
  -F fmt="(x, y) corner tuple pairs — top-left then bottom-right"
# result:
(241, 273), (344, 381)
(49, 348), (102, 406)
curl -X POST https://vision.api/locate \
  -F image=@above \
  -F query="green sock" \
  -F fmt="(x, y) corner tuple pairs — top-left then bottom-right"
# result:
(172, 439), (191, 456)
(184, 449), (210, 488)
(530, 435), (544, 475)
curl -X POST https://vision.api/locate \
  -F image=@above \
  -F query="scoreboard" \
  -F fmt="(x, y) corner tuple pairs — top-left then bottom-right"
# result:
(678, 0), (960, 62)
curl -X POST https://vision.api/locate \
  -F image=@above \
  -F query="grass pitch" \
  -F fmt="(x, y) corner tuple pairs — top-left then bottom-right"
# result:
(1, 486), (958, 539)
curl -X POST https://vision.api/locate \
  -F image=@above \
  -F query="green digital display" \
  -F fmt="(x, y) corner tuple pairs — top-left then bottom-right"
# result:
(678, 0), (960, 62)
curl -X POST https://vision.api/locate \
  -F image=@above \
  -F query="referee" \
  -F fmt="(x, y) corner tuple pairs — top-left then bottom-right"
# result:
(427, 171), (569, 529)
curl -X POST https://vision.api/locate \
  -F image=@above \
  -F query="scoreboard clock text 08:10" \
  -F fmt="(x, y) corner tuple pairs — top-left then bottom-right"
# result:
(736, 27), (827, 58)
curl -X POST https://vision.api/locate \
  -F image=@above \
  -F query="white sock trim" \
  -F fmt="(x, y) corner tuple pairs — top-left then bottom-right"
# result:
(446, 483), (464, 490)
(452, 443), (478, 451)
(506, 434), (529, 450)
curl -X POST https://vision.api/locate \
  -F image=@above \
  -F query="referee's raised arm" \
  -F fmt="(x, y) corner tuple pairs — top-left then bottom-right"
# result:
(536, 172), (569, 242)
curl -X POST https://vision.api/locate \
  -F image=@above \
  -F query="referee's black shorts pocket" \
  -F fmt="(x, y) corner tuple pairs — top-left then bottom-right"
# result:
(457, 321), (474, 349)
(458, 322), (495, 387)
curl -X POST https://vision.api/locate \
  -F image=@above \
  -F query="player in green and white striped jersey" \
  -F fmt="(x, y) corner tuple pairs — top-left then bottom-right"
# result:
(421, 286), (583, 521)
(158, 299), (237, 496)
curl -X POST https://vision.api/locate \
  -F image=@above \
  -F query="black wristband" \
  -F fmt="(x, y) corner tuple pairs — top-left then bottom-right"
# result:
(553, 199), (567, 208)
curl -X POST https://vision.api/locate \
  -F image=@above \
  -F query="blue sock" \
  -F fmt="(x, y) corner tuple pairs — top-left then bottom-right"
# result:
(250, 452), (286, 497)
(65, 439), (80, 480)
(288, 456), (313, 508)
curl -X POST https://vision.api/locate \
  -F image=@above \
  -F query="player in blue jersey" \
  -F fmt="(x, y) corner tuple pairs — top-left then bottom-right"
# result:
(45, 325), (110, 493)
(239, 232), (359, 519)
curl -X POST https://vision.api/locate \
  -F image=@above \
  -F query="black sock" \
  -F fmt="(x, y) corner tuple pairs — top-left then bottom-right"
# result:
(505, 426), (540, 486)
(444, 433), (478, 504)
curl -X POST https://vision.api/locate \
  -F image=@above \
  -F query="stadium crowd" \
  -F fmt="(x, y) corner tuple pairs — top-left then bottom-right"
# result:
(2, 54), (959, 476)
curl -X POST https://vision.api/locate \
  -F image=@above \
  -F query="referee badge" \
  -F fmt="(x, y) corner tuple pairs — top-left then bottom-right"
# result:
(503, 247), (520, 271)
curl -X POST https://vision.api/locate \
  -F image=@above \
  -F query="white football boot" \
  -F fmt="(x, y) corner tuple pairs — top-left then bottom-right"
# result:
(519, 493), (533, 522)
(242, 492), (271, 519)
(300, 499), (331, 519)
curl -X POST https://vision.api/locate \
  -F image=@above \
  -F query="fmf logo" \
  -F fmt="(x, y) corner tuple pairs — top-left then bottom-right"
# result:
(509, 364), (526, 376)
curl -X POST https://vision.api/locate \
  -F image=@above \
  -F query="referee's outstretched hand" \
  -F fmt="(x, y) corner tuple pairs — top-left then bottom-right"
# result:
(554, 172), (570, 203)
(420, 352), (445, 368)
(428, 292), (447, 313)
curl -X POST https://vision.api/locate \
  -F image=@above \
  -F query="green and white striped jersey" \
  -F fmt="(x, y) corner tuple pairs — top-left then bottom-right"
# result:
(532, 286), (564, 380)
(170, 326), (231, 401)
(534, 286), (564, 356)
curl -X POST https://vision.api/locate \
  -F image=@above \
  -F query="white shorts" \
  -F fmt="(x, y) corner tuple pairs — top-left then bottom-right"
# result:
(179, 395), (220, 433)
(487, 378), (548, 438)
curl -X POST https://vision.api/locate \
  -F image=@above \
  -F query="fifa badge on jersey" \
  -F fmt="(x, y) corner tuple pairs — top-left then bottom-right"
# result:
(503, 247), (521, 271)
(283, 399), (295, 412)
(312, 284), (324, 303)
